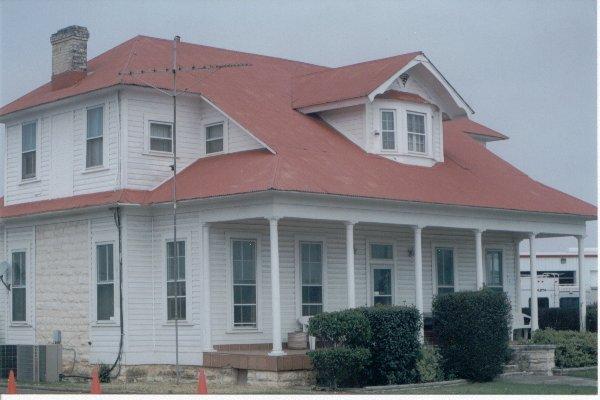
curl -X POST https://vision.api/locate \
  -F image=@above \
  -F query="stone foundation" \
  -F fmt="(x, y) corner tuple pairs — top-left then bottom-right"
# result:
(246, 369), (315, 387)
(510, 344), (556, 376)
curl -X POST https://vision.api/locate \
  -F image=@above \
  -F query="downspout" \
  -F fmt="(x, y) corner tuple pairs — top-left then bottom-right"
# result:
(108, 206), (124, 378)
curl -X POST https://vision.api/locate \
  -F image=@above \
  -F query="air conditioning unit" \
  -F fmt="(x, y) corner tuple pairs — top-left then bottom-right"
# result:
(0, 344), (62, 382)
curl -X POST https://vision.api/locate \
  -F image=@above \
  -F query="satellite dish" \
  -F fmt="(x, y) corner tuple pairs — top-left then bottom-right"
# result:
(0, 260), (11, 291)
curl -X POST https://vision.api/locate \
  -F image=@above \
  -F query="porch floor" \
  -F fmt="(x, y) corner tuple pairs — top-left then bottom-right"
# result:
(204, 344), (312, 372)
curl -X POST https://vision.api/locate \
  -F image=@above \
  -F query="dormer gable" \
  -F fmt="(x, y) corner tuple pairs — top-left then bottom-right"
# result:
(293, 52), (476, 167)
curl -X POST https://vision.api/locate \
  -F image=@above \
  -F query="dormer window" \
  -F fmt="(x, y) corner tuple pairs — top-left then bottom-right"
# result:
(407, 112), (426, 153)
(206, 122), (224, 154)
(380, 110), (396, 150)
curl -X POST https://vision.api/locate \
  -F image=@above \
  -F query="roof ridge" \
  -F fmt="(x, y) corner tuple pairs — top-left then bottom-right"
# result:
(293, 51), (422, 79)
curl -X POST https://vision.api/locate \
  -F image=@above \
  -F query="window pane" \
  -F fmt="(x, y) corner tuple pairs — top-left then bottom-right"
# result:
(22, 123), (36, 151)
(371, 244), (393, 260)
(436, 248), (453, 287)
(87, 107), (103, 139)
(97, 284), (114, 320)
(381, 111), (395, 150)
(373, 269), (391, 296)
(150, 123), (172, 152)
(302, 286), (322, 304)
(206, 124), (224, 140)
(22, 151), (36, 179)
(407, 113), (425, 133)
(206, 138), (224, 154)
(12, 288), (26, 321)
(12, 252), (25, 286)
(86, 137), (103, 167)
(485, 250), (502, 287)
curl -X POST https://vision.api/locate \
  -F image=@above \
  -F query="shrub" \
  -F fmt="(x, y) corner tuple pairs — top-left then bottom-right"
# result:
(308, 308), (372, 348)
(531, 329), (597, 368)
(416, 346), (445, 383)
(308, 347), (371, 388)
(98, 364), (111, 383)
(359, 305), (422, 385)
(433, 289), (511, 382)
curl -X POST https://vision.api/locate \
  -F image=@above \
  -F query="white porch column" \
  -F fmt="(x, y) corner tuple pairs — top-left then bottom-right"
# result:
(475, 229), (484, 290)
(529, 233), (539, 332)
(201, 222), (214, 352)
(345, 221), (356, 309)
(413, 226), (424, 341)
(268, 217), (285, 356)
(578, 235), (587, 332)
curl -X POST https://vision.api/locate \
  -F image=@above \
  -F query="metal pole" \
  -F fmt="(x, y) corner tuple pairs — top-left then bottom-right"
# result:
(172, 35), (180, 384)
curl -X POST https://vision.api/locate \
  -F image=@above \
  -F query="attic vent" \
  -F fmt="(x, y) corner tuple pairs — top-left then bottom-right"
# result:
(400, 73), (409, 86)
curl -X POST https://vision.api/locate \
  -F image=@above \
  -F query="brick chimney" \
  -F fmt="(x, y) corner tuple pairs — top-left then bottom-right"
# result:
(50, 25), (89, 90)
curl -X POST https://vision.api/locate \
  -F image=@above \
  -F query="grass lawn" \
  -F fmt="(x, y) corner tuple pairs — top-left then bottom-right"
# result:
(394, 381), (597, 395)
(565, 368), (598, 380)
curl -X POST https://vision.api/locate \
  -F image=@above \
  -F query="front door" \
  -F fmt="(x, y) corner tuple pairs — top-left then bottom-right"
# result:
(372, 266), (393, 305)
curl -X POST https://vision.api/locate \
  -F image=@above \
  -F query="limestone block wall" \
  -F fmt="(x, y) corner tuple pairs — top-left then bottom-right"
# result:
(35, 220), (90, 363)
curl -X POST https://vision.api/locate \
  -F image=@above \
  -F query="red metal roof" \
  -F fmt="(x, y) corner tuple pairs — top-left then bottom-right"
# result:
(291, 52), (421, 109)
(444, 116), (508, 140)
(375, 90), (431, 105)
(0, 35), (595, 220)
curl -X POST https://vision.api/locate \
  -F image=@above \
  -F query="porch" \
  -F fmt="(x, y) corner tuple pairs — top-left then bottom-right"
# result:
(192, 193), (588, 359)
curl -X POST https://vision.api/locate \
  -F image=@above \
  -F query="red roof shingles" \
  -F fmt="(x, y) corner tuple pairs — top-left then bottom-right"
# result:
(0, 35), (595, 220)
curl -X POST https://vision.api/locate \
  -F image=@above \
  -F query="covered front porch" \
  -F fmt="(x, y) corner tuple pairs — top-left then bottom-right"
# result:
(193, 192), (588, 358)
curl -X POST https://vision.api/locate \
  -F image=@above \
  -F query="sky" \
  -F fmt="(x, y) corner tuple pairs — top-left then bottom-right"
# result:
(0, 0), (597, 252)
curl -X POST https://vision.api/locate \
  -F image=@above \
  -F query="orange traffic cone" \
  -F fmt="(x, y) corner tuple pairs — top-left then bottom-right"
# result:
(197, 369), (208, 394)
(7, 370), (17, 394)
(90, 366), (102, 394)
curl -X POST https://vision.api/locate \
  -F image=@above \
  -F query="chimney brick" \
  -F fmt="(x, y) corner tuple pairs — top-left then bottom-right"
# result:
(50, 26), (89, 89)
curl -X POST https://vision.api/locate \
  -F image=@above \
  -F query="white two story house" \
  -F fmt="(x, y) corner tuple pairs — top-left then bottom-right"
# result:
(0, 26), (595, 382)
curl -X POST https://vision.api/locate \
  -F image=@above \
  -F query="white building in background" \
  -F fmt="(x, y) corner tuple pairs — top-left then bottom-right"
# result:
(520, 248), (598, 311)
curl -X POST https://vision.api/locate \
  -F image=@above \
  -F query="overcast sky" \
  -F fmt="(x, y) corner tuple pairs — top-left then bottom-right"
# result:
(0, 0), (596, 252)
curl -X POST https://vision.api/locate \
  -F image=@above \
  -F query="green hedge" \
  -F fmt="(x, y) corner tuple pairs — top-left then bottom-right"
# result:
(359, 306), (422, 385)
(433, 289), (511, 382)
(307, 347), (371, 388)
(307, 306), (422, 387)
(531, 329), (597, 368)
(307, 308), (371, 348)
(522, 305), (598, 332)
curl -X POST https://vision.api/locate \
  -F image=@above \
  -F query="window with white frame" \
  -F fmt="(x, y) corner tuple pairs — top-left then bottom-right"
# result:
(380, 110), (396, 150)
(485, 250), (503, 291)
(11, 251), (27, 322)
(205, 123), (224, 154)
(300, 241), (323, 316)
(96, 244), (114, 321)
(407, 112), (426, 153)
(232, 239), (257, 328)
(86, 106), (104, 168)
(166, 241), (186, 320)
(21, 122), (37, 179)
(435, 247), (454, 295)
(150, 122), (173, 153)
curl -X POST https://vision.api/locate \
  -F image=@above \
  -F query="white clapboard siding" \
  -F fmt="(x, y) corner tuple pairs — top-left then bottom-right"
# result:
(124, 89), (263, 191)
(320, 105), (366, 148)
(89, 215), (121, 364)
(3, 92), (120, 205)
